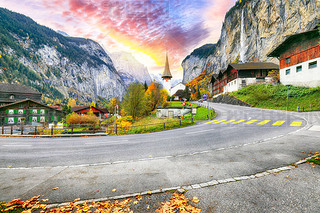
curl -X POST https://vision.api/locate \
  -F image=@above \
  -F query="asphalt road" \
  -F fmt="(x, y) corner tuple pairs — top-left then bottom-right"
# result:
(0, 102), (313, 203)
(0, 102), (306, 168)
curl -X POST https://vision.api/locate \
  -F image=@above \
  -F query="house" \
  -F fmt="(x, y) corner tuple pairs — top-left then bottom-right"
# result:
(0, 83), (42, 106)
(71, 106), (109, 120)
(268, 29), (320, 87)
(170, 82), (186, 96)
(211, 62), (279, 96)
(0, 99), (65, 126)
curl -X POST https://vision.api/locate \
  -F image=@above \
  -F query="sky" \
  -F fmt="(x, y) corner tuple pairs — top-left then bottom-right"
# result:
(0, 0), (237, 80)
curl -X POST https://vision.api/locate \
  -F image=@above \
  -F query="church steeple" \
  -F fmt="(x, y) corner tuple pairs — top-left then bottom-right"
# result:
(162, 52), (172, 79)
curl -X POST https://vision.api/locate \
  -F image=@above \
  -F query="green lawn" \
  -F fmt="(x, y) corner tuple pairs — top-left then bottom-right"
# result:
(168, 101), (216, 120)
(231, 84), (320, 111)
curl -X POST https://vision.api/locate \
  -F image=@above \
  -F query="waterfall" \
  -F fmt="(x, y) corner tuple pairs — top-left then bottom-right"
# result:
(240, 9), (247, 63)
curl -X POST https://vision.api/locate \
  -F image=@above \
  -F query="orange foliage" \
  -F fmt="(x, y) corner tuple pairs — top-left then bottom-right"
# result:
(66, 111), (99, 125)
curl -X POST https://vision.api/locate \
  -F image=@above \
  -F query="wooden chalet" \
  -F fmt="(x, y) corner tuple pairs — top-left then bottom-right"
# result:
(268, 29), (320, 87)
(0, 99), (64, 126)
(71, 106), (109, 120)
(212, 62), (279, 96)
(0, 83), (42, 106)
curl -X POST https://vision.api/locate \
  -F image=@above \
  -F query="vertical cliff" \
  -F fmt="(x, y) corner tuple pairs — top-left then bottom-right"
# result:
(182, 0), (320, 84)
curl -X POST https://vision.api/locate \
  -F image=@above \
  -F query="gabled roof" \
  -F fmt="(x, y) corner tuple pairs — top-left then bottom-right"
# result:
(0, 83), (41, 95)
(229, 62), (279, 70)
(71, 106), (107, 113)
(0, 99), (63, 112)
(268, 29), (319, 57)
(161, 53), (172, 79)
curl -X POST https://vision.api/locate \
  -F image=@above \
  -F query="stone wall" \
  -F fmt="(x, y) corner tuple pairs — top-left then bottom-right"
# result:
(211, 94), (252, 107)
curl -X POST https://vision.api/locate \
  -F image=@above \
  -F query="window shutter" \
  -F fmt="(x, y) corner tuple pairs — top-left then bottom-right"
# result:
(14, 109), (18, 114)
(5, 117), (8, 123)
(57, 116), (59, 121)
(30, 117), (33, 122)
(37, 117), (40, 122)
(51, 116), (54, 121)
(14, 117), (18, 123)
(5, 109), (8, 114)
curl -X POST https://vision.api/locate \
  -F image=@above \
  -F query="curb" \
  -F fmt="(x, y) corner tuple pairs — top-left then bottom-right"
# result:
(0, 133), (109, 138)
(46, 155), (315, 209)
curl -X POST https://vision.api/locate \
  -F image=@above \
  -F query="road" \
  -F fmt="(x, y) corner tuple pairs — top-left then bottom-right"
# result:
(0, 102), (315, 203)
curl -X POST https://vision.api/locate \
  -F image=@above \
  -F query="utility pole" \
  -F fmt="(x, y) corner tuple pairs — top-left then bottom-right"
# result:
(114, 104), (118, 134)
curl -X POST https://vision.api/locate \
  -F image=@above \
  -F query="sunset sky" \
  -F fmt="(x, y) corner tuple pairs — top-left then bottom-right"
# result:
(0, 0), (237, 80)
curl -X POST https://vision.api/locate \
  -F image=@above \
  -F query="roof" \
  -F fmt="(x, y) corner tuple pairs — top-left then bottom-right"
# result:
(229, 62), (279, 70)
(0, 99), (63, 112)
(161, 53), (172, 79)
(0, 83), (41, 95)
(71, 106), (107, 113)
(268, 29), (319, 57)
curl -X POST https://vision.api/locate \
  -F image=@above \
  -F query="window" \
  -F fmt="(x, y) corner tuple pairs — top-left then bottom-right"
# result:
(286, 69), (290, 75)
(9, 95), (15, 99)
(296, 66), (302, 72)
(286, 57), (291, 64)
(309, 61), (317, 69)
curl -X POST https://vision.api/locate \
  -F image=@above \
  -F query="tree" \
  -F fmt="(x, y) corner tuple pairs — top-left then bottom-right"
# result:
(123, 83), (146, 119)
(108, 97), (119, 114)
(145, 82), (161, 112)
(144, 81), (148, 91)
(267, 70), (280, 83)
(90, 101), (96, 108)
(182, 86), (190, 100)
(68, 98), (77, 107)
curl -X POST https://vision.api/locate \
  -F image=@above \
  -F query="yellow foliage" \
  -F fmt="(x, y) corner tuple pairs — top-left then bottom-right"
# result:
(68, 99), (77, 107)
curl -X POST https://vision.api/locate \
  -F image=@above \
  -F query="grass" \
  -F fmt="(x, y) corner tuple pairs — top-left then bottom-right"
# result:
(230, 84), (320, 111)
(307, 155), (320, 165)
(169, 101), (216, 120)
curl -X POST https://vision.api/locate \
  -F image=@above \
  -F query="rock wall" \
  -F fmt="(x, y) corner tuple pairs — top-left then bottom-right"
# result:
(182, 0), (320, 84)
(211, 94), (252, 107)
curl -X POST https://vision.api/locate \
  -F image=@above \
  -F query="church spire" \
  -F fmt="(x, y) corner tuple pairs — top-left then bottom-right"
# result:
(162, 52), (172, 79)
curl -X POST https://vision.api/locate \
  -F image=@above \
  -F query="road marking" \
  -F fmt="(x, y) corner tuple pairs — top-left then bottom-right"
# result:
(257, 120), (271, 125)
(232, 119), (246, 124)
(221, 120), (236, 124)
(85, 140), (129, 145)
(185, 129), (213, 135)
(2, 145), (32, 147)
(290, 121), (302, 127)
(244, 120), (258, 125)
(272, 121), (286, 126)
(211, 119), (227, 124)
(205, 120), (218, 124)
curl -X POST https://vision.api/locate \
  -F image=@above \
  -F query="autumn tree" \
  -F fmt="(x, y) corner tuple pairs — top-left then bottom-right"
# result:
(182, 86), (190, 101)
(267, 70), (280, 84)
(108, 97), (119, 114)
(68, 98), (77, 107)
(145, 82), (167, 111)
(90, 101), (96, 108)
(123, 83), (146, 119)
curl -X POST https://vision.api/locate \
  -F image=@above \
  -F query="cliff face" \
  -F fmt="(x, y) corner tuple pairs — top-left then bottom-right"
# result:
(182, 0), (320, 84)
(110, 52), (152, 86)
(0, 8), (126, 102)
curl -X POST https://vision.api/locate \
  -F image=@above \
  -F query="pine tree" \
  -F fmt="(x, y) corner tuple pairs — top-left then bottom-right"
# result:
(144, 81), (148, 91)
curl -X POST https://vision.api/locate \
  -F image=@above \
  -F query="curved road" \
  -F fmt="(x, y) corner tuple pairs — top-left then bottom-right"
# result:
(0, 102), (312, 203)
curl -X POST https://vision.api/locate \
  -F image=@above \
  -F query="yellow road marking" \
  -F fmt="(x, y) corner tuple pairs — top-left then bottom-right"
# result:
(290, 121), (302, 127)
(212, 119), (227, 124)
(257, 120), (271, 125)
(232, 119), (246, 124)
(272, 121), (286, 126)
(205, 120), (218, 124)
(221, 120), (236, 124)
(244, 120), (258, 125)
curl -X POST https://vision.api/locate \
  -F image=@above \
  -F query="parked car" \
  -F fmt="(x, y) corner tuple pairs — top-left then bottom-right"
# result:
(198, 99), (203, 103)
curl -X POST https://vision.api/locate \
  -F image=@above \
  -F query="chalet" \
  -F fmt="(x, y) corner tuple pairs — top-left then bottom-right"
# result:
(211, 62), (279, 96)
(71, 106), (109, 120)
(0, 99), (64, 126)
(268, 29), (320, 87)
(0, 83), (42, 106)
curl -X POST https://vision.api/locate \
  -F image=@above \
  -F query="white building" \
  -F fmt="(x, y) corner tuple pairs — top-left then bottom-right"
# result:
(268, 29), (320, 87)
(170, 82), (186, 96)
(161, 53), (172, 93)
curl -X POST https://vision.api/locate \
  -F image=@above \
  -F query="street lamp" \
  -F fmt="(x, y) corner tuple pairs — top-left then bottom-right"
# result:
(286, 85), (290, 111)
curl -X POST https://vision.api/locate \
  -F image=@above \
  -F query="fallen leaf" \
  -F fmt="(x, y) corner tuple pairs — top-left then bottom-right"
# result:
(41, 199), (48, 202)
(300, 151), (306, 153)
(191, 197), (200, 203)
(133, 201), (138, 205)
(136, 195), (142, 201)
(147, 191), (152, 195)
(112, 189), (117, 192)
(52, 187), (59, 190)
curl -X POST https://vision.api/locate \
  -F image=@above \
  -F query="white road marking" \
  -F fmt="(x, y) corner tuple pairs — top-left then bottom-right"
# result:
(185, 129), (213, 135)
(2, 145), (32, 147)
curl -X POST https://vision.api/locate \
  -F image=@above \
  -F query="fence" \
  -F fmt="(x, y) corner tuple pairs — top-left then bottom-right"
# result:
(0, 119), (193, 136)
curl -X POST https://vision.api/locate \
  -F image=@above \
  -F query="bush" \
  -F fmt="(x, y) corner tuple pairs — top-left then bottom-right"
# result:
(66, 112), (99, 125)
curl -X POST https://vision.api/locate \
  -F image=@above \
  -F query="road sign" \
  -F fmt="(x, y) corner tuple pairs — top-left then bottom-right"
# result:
(182, 102), (186, 106)
(202, 93), (207, 99)
(116, 104), (119, 111)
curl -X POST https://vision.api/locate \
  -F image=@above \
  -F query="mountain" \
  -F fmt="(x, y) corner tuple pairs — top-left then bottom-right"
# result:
(56, 30), (70, 37)
(0, 7), (126, 102)
(109, 52), (152, 86)
(182, 0), (320, 85)
(182, 44), (216, 84)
